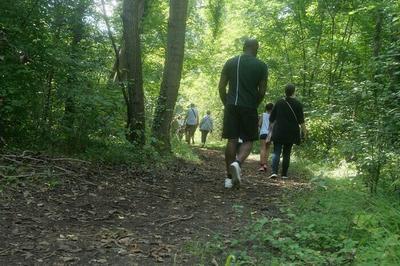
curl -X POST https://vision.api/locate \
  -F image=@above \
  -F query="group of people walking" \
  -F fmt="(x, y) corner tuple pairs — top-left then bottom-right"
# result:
(174, 103), (214, 147)
(219, 38), (306, 188)
(174, 38), (305, 188)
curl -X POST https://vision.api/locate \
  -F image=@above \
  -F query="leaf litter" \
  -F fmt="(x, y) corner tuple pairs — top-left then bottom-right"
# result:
(0, 148), (309, 265)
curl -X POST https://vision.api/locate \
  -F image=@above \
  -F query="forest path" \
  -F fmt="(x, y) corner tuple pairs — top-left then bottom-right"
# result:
(0, 148), (309, 265)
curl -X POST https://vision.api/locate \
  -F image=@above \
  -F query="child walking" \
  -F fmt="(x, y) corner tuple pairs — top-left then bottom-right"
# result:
(258, 103), (274, 172)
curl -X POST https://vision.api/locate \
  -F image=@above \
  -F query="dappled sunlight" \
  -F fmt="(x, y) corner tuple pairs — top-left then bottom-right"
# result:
(324, 160), (357, 179)
(1, 0), (399, 264)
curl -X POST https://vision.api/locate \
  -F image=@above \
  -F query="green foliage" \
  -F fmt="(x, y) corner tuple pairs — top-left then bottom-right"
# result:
(189, 171), (400, 265)
(0, 0), (120, 151)
(82, 141), (162, 165)
(1, 0), (399, 193)
(171, 137), (200, 162)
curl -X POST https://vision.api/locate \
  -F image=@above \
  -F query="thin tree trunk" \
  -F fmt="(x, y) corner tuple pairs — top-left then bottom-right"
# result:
(308, 12), (325, 97)
(280, 24), (293, 82)
(63, 0), (86, 131)
(109, 45), (127, 82)
(100, 0), (129, 109)
(42, 71), (54, 125)
(333, 16), (354, 83)
(327, 13), (336, 105)
(41, 0), (63, 133)
(152, 0), (189, 152)
(122, 0), (145, 145)
(370, 8), (384, 194)
(337, 18), (354, 81)
(294, 2), (307, 95)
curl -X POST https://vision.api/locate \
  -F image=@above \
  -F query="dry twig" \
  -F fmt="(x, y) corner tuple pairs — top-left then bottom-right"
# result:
(158, 214), (194, 227)
(50, 158), (90, 164)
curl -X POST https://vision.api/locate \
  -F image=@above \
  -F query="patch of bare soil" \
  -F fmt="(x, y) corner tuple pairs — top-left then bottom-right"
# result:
(0, 148), (309, 265)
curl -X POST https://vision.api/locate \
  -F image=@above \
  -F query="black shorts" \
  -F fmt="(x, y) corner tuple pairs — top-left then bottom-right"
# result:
(222, 105), (258, 142)
(260, 134), (268, 140)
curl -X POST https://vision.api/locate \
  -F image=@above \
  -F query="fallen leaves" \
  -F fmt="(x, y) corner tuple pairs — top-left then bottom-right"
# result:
(150, 244), (173, 263)
(0, 148), (300, 265)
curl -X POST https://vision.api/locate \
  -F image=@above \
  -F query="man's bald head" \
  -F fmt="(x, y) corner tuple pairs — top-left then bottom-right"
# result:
(243, 38), (259, 56)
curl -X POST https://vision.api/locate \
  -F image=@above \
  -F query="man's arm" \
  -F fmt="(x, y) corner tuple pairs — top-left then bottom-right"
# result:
(257, 65), (268, 106)
(184, 111), (188, 125)
(300, 123), (307, 139)
(218, 72), (228, 105)
(257, 77), (267, 106)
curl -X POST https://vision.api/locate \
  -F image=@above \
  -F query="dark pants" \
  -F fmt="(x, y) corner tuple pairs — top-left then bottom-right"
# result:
(271, 143), (293, 176)
(201, 130), (209, 144)
(185, 124), (197, 144)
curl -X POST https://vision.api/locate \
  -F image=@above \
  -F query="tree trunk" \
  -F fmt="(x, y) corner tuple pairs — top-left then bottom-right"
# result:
(152, 0), (189, 152)
(294, 2), (307, 95)
(327, 13), (336, 105)
(63, 0), (86, 132)
(308, 11), (325, 97)
(122, 0), (145, 145)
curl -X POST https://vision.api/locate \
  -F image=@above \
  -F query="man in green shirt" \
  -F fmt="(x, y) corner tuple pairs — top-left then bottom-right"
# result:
(218, 39), (268, 188)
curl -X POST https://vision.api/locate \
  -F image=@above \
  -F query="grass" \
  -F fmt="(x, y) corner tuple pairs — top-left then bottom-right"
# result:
(187, 160), (400, 265)
(172, 137), (201, 162)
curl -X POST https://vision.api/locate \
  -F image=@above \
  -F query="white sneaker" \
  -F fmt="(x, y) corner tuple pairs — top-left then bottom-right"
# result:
(269, 173), (278, 179)
(229, 161), (241, 187)
(224, 178), (233, 188)
(281, 176), (289, 179)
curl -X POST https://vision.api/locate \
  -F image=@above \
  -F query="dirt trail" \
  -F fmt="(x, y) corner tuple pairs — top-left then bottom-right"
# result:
(0, 148), (308, 265)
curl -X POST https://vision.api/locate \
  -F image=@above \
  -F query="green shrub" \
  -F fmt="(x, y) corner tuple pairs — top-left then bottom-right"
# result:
(188, 168), (400, 265)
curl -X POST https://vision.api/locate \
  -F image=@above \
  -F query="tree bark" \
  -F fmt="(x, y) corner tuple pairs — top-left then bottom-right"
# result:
(152, 0), (189, 152)
(122, 0), (145, 145)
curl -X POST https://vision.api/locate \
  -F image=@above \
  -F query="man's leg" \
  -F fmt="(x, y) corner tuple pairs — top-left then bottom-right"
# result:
(236, 141), (253, 164)
(204, 131), (209, 144)
(185, 126), (190, 144)
(190, 126), (196, 144)
(226, 140), (252, 187)
(281, 143), (293, 177)
(259, 139), (267, 168)
(222, 105), (240, 188)
(225, 139), (238, 175)
(271, 142), (283, 175)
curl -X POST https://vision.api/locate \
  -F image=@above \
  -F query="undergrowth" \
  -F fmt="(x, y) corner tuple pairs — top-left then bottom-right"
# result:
(187, 162), (400, 265)
(0, 137), (200, 191)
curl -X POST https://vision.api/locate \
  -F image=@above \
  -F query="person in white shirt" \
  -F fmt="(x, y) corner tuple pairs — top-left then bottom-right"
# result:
(185, 103), (199, 144)
(258, 103), (274, 172)
(199, 111), (213, 147)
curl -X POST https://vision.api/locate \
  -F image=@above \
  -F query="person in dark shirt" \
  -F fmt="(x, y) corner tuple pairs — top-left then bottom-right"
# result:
(269, 84), (307, 179)
(218, 38), (268, 188)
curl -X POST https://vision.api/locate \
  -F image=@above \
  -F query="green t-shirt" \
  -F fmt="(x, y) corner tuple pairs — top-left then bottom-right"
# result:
(222, 54), (268, 109)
